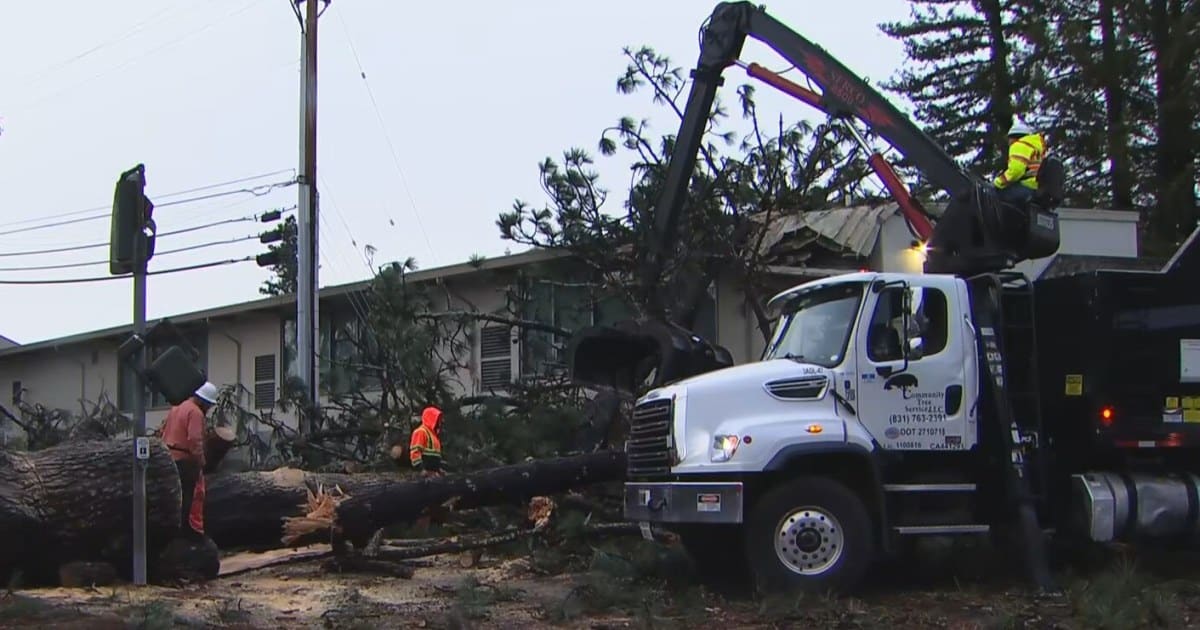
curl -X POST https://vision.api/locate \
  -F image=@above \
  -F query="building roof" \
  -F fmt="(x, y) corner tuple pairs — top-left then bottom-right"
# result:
(0, 334), (17, 349)
(757, 204), (897, 259)
(0, 247), (569, 359)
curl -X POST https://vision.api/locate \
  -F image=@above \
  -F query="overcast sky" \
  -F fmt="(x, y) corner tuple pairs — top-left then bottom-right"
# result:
(0, 0), (911, 344)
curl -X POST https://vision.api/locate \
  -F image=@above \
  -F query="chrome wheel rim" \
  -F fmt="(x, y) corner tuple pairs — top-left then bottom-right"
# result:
(774, 506), (844, 575)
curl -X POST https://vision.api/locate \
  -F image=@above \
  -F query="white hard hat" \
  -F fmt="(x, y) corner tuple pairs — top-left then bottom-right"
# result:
(1008, 121), (1035, 136)
(195, 382), (219, 404)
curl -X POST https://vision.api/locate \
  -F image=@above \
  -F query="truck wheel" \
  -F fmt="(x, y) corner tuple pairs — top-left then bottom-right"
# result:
(745, 476), (874, 594)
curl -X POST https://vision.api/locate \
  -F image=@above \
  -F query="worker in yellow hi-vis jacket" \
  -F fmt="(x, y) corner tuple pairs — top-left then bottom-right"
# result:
(993, 121), (1046, 208)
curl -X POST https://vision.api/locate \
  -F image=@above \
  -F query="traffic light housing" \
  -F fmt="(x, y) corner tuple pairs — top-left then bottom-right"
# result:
(110, 164), (156, 275)
(256, 212), (295, 268)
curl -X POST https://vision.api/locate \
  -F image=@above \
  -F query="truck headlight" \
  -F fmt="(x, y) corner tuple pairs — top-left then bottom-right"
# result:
(711, 434), (740, 462)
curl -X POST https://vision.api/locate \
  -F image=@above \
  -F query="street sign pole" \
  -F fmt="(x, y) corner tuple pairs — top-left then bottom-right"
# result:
(131, 203), (149, 586)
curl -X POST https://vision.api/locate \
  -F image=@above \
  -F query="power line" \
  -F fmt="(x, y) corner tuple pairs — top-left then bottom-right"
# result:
(155, 180), (297, 209)
(336, 10), (435, 259)
(0, 206), (295, 258)
(0, 234), (261, 272)
(0, 168), (297, 230)
(13, 1), (193, 88)
(0, 257), (256, 286)
(12, 0), (261, 114)
(0, 178), (296, 237)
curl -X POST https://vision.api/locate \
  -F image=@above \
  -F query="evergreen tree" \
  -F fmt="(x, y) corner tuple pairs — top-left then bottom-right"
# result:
(878, 0), (1046, 177)
(260, 215), (298, 296)
(1031, 0), (1155, 209)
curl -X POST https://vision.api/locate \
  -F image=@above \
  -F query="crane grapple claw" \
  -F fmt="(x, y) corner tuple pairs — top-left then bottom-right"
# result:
(567, 318), (735, 396)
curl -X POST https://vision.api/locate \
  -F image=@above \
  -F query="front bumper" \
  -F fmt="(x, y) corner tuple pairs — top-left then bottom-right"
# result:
(623, 481), (744, 524)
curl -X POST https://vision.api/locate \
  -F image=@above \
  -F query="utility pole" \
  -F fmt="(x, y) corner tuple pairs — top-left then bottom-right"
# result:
(295, 0), (322, 430)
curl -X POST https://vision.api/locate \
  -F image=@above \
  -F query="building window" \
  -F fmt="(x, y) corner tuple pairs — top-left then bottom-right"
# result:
(478, 325), (514, 390)
(280, 304), (378, 397)
(118, 326), (209, 411)
(254, 354), (277, 409)
(11, 381), (21, 405)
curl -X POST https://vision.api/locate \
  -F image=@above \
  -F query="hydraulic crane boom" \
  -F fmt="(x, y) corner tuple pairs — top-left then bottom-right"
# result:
(569, 1), (1065, 395)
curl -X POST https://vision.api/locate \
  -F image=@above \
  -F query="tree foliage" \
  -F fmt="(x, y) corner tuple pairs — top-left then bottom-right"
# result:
(0, 390), (129, 451)
(498, 46), (878, 341)
(880, 0), (1199, 250)
(260, 215), (298, 297)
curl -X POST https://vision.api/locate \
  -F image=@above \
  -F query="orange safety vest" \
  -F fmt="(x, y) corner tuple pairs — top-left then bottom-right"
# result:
(409, 406), (443, 471)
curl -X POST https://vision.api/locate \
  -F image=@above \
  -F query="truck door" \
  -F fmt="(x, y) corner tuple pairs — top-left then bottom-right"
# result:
(854, 277), (975, 451)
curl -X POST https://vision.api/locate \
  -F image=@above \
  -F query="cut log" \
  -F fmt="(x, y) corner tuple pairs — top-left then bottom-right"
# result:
(298, 450), (627, 546)
(203, 468), (402, 550)
(203, 425), (237, 474)
(0, 438), (182, 585)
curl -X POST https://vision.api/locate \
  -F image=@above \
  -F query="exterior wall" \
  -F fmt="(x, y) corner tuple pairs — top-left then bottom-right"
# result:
(0, 339), (122, 413)
(873, 212), (927, 274)
(0, 338), (122, 443)
(1013, 208), (1139, 278)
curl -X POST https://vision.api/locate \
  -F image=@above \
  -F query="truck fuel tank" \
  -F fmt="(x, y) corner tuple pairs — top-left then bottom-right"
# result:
(1071, 471), (1200, 543)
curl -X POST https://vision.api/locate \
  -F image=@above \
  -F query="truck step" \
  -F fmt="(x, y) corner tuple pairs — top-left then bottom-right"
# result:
(894, 524), (991, 535)
(883, 483), (977, 493)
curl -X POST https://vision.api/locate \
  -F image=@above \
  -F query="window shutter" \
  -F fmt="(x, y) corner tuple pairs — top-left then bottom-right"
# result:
(254, 354), (277, 409)
(479, 325), (513, 390)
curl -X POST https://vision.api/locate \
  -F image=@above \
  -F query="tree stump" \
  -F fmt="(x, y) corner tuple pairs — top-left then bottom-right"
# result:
(0, 438), (182, 585)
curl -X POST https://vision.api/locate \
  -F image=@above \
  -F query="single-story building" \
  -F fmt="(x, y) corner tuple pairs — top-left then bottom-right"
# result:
(0, 204), (1146, 444)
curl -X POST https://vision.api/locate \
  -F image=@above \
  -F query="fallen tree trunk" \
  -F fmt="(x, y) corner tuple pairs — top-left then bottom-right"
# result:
(203, 450), (626, 550)
(0, 438), (182, 585)
(303, 450), (627, 546)
(204, 468), (395, 550)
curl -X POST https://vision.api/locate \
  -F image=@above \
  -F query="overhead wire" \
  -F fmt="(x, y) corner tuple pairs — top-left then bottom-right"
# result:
(0, 233), (264, 272)
(0, 205), (293, 258)
(0, 178), (297, 237)
(0, 257), (256, 286)
(0, 168), (296, 230)
(12, 1), (193, 88)
(11, 0), (262, 114)
(335, 10), (435, 260)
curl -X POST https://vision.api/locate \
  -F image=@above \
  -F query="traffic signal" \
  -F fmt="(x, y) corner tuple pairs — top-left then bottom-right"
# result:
(256, 212), (295, 268)
(109, 164), (156, 275)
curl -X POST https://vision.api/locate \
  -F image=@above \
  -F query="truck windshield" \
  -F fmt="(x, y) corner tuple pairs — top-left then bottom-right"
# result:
(763, 282), (864, 368)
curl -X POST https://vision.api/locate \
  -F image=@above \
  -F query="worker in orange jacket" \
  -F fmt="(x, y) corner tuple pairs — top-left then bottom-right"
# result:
(410, 406), (446, 533)
(161, 381), (218, 539)
(409, 405), (444, 477)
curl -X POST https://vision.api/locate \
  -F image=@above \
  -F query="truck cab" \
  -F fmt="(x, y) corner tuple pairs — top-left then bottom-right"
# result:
(623, 271), (992, 591)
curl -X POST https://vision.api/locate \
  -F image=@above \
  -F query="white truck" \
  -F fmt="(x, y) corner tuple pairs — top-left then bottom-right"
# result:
(568, 2), (1200, 594)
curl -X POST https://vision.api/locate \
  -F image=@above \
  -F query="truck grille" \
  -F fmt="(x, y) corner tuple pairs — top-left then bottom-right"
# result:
(626, 398), (673, 478)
